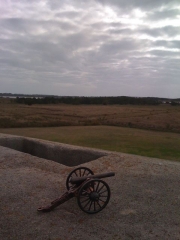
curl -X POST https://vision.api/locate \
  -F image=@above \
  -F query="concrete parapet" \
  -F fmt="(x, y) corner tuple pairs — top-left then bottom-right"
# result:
(0, 134), (108, 166)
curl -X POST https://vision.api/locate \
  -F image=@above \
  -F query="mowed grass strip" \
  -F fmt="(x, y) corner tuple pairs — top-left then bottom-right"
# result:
(0, 126), (180, 162)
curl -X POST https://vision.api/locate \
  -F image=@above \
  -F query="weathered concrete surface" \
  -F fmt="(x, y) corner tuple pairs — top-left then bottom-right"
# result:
(0, 134), (180, 240)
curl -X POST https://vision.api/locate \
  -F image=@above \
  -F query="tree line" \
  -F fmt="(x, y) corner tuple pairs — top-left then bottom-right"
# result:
(15, 96), (162, 105)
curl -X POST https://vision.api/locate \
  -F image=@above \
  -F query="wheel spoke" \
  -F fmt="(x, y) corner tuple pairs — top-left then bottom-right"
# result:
(97, 184), (105, 193)
(96, 200), (102, 209)
(95, 181), (100, 192)
(98, 199), (106, 203)
(88, 201), (93, 211)
(99, 189), (108, 195)
(83, 200), (91, 209)
(80, 198), (90, 204)
(82, 168), (86, 176)
(94, 201), (96, 212)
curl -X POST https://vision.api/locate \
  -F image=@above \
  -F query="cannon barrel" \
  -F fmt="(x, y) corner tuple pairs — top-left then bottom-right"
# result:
(70, 172), (115, 184)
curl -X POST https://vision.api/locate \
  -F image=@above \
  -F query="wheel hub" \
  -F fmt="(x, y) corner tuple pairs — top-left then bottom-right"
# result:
(89, 191), (99, 201)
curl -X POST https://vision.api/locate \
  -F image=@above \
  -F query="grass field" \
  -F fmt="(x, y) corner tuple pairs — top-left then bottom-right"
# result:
(1, 100), (180, 132)
(0, 100), (180, 161)
(0, 126), (180, 162)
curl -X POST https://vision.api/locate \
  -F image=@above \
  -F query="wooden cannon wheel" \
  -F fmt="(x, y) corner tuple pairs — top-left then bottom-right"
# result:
(66, 167), (94, 190)
(77, 179), (111, 214)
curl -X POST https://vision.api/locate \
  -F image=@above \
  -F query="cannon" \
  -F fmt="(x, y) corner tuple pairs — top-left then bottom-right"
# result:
(37, 167), (115, 214)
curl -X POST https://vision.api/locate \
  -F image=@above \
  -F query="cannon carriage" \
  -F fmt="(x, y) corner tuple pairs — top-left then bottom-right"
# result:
(38, 167), (115, 214)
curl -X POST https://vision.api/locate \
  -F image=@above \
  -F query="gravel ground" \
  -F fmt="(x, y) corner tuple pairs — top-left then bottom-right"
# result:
(0, 134), (180, 240)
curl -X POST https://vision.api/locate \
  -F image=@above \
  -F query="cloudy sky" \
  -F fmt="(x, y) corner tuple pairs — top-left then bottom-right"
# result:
(0, 0), (180, 97)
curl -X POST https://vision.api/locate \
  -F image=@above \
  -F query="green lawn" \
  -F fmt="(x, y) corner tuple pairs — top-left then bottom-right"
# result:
(0, 126), (180, 162)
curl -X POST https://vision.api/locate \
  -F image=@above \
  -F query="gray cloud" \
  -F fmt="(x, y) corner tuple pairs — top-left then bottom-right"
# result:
(95, 0), (180, 11)
(0, 0), (180, 97)
(148, 8), (180, 20)
(154, 40), (180, 49)
(138, 26), (180, 38)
